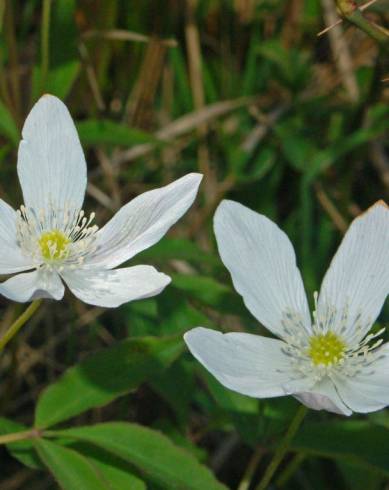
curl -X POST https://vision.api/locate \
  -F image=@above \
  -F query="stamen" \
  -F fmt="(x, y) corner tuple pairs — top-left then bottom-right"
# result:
(277, 298), (386, 382)
(308, 332), (346, 367)
(16, 204), (99, 269)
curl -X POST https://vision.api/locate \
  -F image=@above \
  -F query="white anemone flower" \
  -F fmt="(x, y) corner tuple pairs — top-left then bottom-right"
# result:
(0, 95), (202, 307)
(185, 200), (389, 415)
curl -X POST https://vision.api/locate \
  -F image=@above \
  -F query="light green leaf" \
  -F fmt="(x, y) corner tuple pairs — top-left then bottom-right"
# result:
(77, 119), (158, 147)
(32, 61), (81, 101)
(54, 422), (228, 490)
(35, 439), (110, 490)
(35, 336), (184, 429)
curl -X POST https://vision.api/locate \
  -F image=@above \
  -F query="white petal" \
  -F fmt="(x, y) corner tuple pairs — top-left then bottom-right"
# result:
(61, 265), (171, 307)
(214, 200), (311, 338)
(85, 173), (202, 269)
(184, 327), (312, 398)
(295, 377), (351, 415)
(317, 201), (389, 341)
(332, 343), (389, 413)
(0, 270), (64, 302)
(0, 199), (34, 273)
(17, 95), (87, 212)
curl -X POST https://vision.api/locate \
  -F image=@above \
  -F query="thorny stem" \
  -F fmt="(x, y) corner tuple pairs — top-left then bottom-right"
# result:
(0, 300), (42, 352)
(255, 405), (308, 490)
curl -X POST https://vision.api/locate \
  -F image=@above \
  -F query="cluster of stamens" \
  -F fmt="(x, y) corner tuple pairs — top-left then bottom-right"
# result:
(308, 332), (345, 367)
(279, 292), (385, 382)
(16, 204), (99, 270)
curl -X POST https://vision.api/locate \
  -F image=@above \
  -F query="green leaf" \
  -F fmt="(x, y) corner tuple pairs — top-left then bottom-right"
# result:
(150, 360), (195, 424)
(47, 61), (81, 99)
(0, 99), (19, 144)
(0, 417), (42, 469)
(170, 273), (247, 316)
(79, 445), (146, 490)
(35, 336), (184, 428)
(77, 119), (158, 147)
(137, 238), (217, 266)
(35, 439), (110, 490)
(32, 61), (81, 101)
(292, 421), (389, 476)
(54, 422), (228, 490)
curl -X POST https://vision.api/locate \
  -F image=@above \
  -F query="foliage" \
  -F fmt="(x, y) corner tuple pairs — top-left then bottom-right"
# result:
(0, 0), (388, 489)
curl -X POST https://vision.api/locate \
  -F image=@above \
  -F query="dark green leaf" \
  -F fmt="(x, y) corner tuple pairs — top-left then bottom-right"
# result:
(68, 443), (146, 490)
(54, 422), (228, 490)
(292, 421), (389, 476)
(137, 238), (217, 266)
(170, 273), (247, 316)
(0, 100), (19, 144)
(35, 336), (184, 428)
(0, 417), (42, 469)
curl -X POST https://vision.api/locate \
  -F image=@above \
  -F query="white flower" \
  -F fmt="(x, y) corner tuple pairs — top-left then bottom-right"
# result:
(184, 199), (389, 415)
(0, 95), (202, 307)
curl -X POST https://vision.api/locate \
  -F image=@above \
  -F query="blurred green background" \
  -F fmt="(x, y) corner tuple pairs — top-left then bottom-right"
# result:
(0, 0), (388, 489)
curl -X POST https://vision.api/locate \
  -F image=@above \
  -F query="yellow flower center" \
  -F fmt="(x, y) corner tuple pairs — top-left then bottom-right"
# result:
(308, 332), (346, 366)
(38, 230), (70, 261)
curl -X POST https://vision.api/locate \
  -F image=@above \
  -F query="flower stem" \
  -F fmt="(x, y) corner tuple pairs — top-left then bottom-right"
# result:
(0, 300), (42, 352)
(276, 452), (306, 487)
(238, 445), (265, 490)
(255, 405), (308, 490)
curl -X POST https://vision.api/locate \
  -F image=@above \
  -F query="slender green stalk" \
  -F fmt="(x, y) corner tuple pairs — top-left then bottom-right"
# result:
(276, 452), (306, 487)
(40, 0), (52, 94)
(335, 0), (389, 48)
(0, 428), (39, 445)
(238, 445), (264, 490)
(0, 300), (42, 352)
(255, 405), (308, 490)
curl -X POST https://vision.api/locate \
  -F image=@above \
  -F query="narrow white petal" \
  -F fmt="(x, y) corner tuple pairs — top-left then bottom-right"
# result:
(17, 95), (87, 212)
(317, 201), (389, 341)
(85, 173), (202, 269)
(184, 327), (312, 398)
(62, 265), (171, 307)
(214, 200), (311, 338)
(295, 378), (351, 415)
(0, 270), (64, 302)
(332, 343), (389, 413)
(0, 199), (34, 273)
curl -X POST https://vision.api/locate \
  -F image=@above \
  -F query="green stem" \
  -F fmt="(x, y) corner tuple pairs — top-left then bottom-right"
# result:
(40, 0), (52, 94)
(0, 428), (40, 445)
(238, 445), (265, 490)
(255, 405), (308, 490)
(0, 300), (42, 352)
(276, 452), (306, 487)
